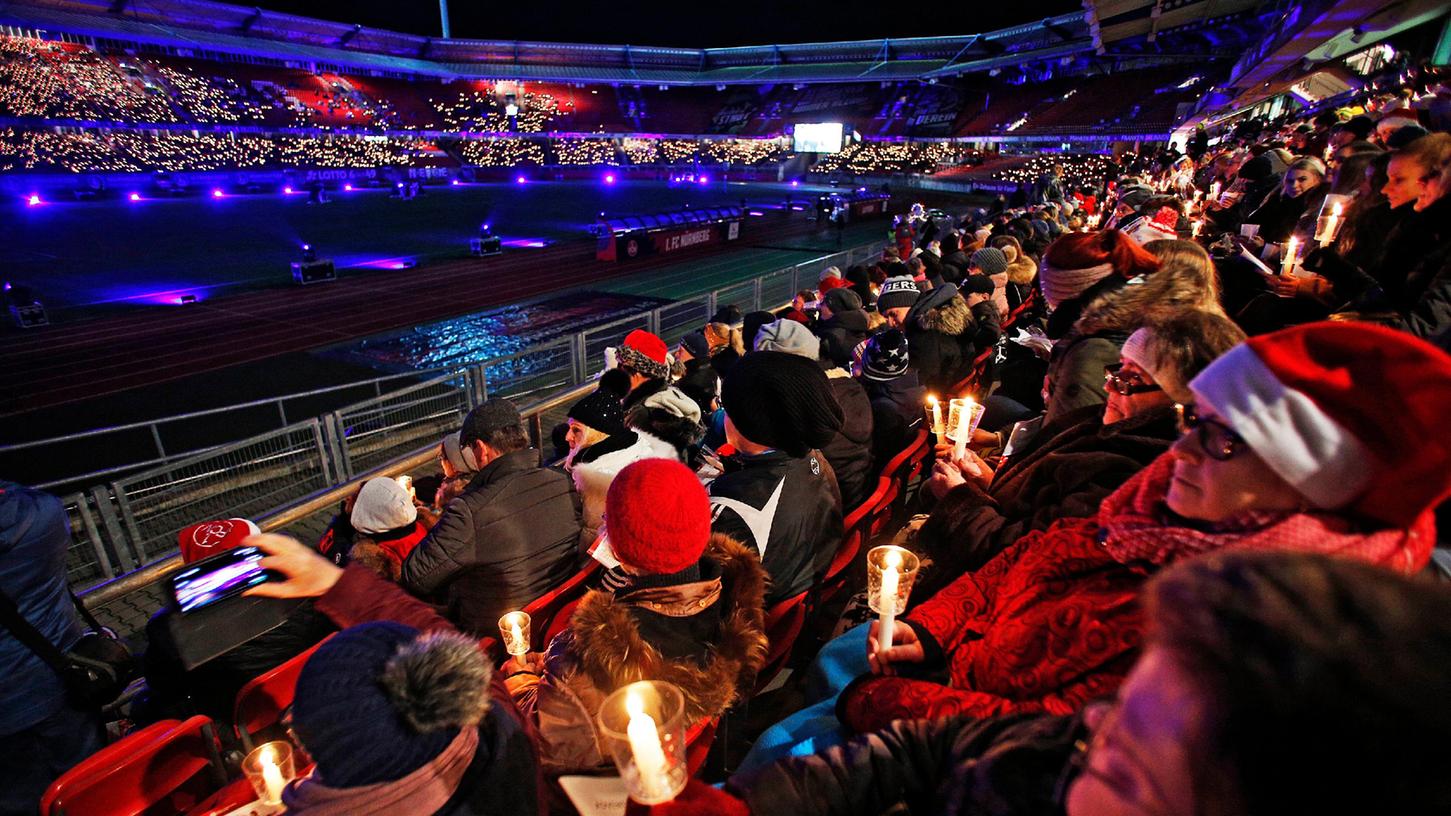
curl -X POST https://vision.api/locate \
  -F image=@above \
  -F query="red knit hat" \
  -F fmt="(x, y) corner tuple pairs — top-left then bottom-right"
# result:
(1189, 322), (1451, 527)
(178, 518), (261, 564)
(618, 329), (671, 380)
(605, 458), (711, 574)
(1040, 229), (1160, 309)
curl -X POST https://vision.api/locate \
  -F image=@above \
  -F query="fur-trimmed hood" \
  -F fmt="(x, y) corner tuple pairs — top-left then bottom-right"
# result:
(912, 290), (974, 337)
(567, 534), (768, 721)
(1006, 255), (1038, 286)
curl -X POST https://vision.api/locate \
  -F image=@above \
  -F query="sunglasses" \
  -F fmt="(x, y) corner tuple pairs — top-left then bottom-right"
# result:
(1104, 363), (1162, 397)
(1175, 403), (1245, 462)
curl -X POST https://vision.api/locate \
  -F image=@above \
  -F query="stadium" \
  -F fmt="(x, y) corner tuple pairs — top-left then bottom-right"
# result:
(2, 0), (1450, 812)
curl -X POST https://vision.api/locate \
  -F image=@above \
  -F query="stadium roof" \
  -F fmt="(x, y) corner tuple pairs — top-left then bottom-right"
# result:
(0, 0), (1112, 84)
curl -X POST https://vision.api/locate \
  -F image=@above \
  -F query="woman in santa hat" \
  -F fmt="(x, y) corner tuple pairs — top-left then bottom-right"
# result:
(837, 321), (1450, 734)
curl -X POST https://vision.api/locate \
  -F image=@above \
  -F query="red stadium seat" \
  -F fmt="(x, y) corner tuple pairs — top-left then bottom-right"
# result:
(684, 717), (719, 777)
(523, 562), (601, 650)
(233, 636), (330, 752)
(752, 589), (811, 697)
(40, 716), (226, 816)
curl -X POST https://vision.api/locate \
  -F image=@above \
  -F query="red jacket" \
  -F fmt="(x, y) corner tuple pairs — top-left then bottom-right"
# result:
(838, 456), (1433, 733)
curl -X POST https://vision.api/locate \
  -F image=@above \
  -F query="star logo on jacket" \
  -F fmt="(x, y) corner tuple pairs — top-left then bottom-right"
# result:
(709, 477), (785, 559)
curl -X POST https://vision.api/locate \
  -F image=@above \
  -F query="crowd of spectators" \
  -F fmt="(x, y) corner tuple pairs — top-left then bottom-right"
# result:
(811, 140), (978, 175)
(6, 43), (1451, 816)
(0, 129), (436, 172)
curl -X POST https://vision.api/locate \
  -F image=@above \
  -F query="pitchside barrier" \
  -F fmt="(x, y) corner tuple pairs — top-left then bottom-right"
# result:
(64, 240), (888, 607)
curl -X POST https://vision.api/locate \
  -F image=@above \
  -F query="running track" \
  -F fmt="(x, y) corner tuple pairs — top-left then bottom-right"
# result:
(1, 213), (879, 417)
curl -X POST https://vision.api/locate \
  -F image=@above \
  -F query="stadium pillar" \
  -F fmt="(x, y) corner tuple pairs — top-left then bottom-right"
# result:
(439, 0), (452, 38)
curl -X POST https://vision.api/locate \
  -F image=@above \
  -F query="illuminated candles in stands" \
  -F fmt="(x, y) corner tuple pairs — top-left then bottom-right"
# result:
(1208, 181), (1221, 204)
(598, 681), (688, 804)
(867, 545), (920, 657)
(498, 611), (531, 656)
(946, 397), (984, 462)
(242, 741), (296, 806)
(1315, 199), (1345, 247)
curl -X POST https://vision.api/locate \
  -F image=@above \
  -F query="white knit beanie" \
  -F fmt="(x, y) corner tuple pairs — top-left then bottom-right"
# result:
(351, 477), (418, 534)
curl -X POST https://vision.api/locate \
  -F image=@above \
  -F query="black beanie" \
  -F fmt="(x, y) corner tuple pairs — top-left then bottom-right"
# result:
(742, 311), (776, 351)
(961, 273), (996, 296)
(568, 387), (626, 436)
(722, 351), (843, 456)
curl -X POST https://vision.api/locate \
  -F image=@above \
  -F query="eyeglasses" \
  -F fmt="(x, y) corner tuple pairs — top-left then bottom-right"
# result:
(1054, 698), (1181, 816)
(1175, 403), (1245, 462)
(1104, 363), (1163, 396)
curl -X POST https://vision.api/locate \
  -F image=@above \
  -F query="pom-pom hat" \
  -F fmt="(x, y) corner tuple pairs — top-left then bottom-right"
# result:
(617, 329), (670, 380)
(1188, 322), (1451, 528)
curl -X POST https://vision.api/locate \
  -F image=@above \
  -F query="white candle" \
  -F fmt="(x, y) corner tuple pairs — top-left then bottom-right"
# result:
(1281, 237), (1300, 278)
(877, 549), (901, 657)
(625, 690), (669, 802)
(501, 611), (529, 656)
(1317, 201), (1343, 247)
(1209, 181), (1221, 204)
(927, 395), (944, 438)
(260, 745), (286, 805)
(1191, 220), (1203, 238)
(952, 398), (975, 461)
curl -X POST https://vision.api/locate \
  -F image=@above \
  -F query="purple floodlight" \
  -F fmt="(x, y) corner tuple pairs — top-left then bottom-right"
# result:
(283, 186), (294, 194)
(26, 194), (41, 206)
(604, 173), (616, 184)
(790, 180), (799, 187)
(515, 175), (527, 184)
(451, 178), (461, 185)
(211, 188), (224, 198)
(129, 192), (142, 202)
(698, 175), (709, 185)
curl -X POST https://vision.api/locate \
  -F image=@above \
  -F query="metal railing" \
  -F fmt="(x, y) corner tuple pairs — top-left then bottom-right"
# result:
(55, 238), (887, 599)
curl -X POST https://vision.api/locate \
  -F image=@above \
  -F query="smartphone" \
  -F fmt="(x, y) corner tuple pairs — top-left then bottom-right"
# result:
(170, 545), (275, 614)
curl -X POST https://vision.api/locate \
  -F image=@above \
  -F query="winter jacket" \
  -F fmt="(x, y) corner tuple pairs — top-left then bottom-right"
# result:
(941, 250), (971, 282)
(0, 483), (84, 735)
(1004, 254), (1038, 317)
(905, 287), (985, 395)
(507, 535), (767, 772)
(709, 450), (843, 605)
(861, 372), (926, 469)
(401, 448), (583, 635)
(816, 311), (872, 370)
(913, 405), (1176, 602)
(1244, 185), (1326, 244)
(837, 456), (1434, 733)
(305, 566), (544, 816)
(318, 515), (430, 573)
(571, 430), (682, 547)
(821, 372), (875, 511)
(1042, 280), (1130, 428)
(732, 711), (1082, 816)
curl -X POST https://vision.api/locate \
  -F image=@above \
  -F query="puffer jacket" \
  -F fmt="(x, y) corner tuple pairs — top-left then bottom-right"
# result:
(861, 371), (925, 468)
(0, 483), (84, 735)
(401, 449), (583, 635)
(571, 430), (682, 547)
(507, 535), (768, 773)
(821, 371), (875, 511)
(731, 711), (1084, 816)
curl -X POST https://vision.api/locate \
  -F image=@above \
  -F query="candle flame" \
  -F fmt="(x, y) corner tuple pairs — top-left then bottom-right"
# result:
(926, 395), (938, 406)
(884, 549), (902, 569)
(626, 689), (645, 717)
(1331, 201), (1342, 217)
(261, 744), (276, 767)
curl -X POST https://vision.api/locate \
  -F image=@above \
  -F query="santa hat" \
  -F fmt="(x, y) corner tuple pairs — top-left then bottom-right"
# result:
(178, 518), (261, 564)
(617, 329), (671, 380)
(604, 458), (711, 575)
(1039, 229), (1159, 309)
(1188, 323), (1451, 528)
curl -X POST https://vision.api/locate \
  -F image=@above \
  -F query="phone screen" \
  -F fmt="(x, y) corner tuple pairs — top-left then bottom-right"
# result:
(170, 545), (271, 613)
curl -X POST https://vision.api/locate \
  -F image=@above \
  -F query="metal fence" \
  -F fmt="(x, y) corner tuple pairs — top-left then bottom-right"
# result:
(51, 239), (886, 593)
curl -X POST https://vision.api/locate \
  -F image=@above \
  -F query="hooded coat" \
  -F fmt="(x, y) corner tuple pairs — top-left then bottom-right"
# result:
(912, 405), (1177, 601)
(861, 371), (926, 468)
(570, 430), (683, 548)
(817, 310), (872, 370)
(905, 287), (998, 394)
(836, 455), (1434, 734)
(507, 535), (768, 772)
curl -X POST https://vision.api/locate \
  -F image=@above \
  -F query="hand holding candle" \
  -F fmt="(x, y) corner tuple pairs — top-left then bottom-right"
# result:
(1280, 237), (1300, 278)
(867, 545), (921, 660)
(598, 681), (688, 805)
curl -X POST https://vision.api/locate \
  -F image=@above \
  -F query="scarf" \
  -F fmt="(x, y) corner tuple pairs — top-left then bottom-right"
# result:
(282, 726), (479, 816)
(1096, 455), (1432, 575)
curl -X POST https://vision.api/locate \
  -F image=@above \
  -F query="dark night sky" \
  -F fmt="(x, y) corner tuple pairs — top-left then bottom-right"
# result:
(254, 1), (1081, 48)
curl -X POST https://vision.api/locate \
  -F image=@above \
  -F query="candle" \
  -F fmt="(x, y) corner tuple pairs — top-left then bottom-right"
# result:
(1281, 237), (1300, 278)
(926, 395), (945, 438)
(1316, 200), (1343, 247)
(1209, 181), (1221, 204)
(952, 397), (975, 462)
(499, 611), (531, 656)
(625, 690), (669, 802)
(877, 548), (901, 657)
(259, 744), (286, 804)
(396, 474), (414, 500)
(1191, 220), (1203, 239)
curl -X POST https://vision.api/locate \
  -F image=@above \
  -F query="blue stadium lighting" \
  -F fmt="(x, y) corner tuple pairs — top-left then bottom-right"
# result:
(283, 186), (294, 194)
(128, 192), (142, 202)
(604, 173), (616, 184)
(790, 180), (799, 187)
(396, 182), (404, 188)
(451, 179), (461, 186)
(211, 188), (224, 198)
(698, 175), (709, 185)
(515, 175), (527, 184)
(344, 183), (354, 191)
(26, 194), (41, 206)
